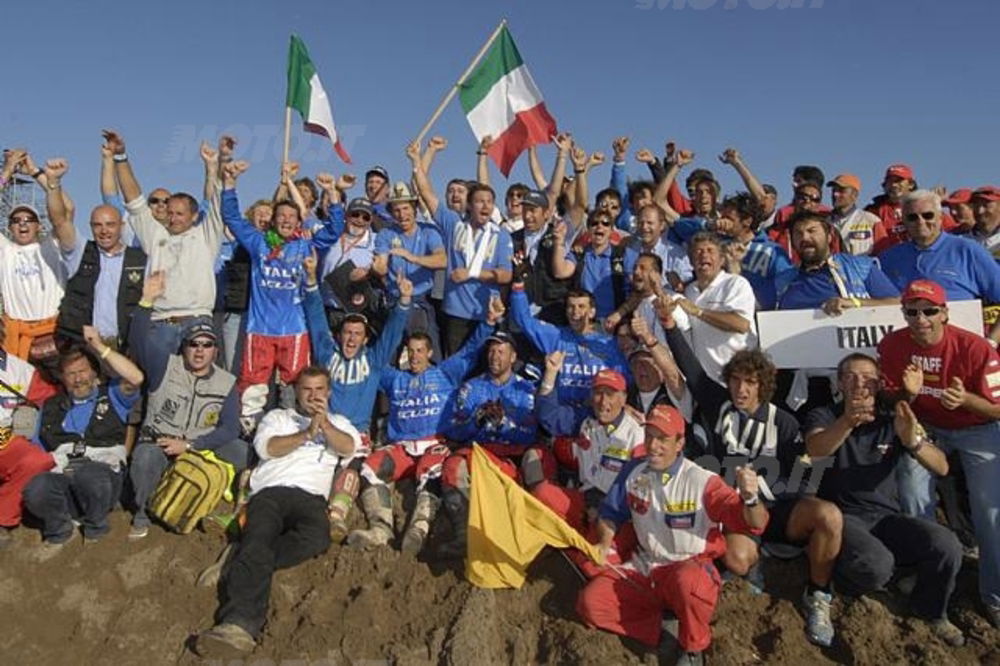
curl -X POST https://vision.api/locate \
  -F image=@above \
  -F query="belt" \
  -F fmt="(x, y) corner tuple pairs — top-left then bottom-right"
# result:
(160, 315), (199, 325)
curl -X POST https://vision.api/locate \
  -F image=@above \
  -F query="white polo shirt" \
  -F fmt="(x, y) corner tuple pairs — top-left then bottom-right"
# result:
(684, 271), (757, 385)
(250, 408), (361, 498)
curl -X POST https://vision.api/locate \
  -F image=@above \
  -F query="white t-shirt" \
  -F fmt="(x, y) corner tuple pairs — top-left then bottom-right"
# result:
(0, 236), (68, 321)
(250, 408), (361, 498)
(684, 271), (758, 385)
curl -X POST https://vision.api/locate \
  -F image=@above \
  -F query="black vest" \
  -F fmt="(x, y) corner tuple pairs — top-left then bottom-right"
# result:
(512, 225), (572, 325)
(57, 241), (147, 348)
(39, 385), (128, 451)
(222, 245), (252, 312)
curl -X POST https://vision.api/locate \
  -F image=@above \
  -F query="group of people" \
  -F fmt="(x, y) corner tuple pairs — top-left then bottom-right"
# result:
(0, 131), (998, 665)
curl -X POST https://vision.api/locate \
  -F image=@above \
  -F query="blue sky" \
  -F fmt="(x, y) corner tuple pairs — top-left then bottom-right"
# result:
(3, 0), (998, 228)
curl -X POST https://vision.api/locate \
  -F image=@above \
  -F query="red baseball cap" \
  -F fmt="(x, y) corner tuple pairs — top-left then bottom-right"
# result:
(884, 164), (915, 181)
(591, 369), (626, 393)
(901, 279), (947, 306)
(645, 405), (685, 438)
(972, 186), (1000, 202)
(943, 188), (973, 206)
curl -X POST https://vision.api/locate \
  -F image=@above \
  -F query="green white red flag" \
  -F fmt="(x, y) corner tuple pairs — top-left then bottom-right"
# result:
(286, 35), (352, 164)
(458, 26), (557, 176)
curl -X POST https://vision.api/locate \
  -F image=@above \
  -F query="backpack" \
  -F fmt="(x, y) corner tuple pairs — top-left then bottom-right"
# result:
(149, 449), (235, 534)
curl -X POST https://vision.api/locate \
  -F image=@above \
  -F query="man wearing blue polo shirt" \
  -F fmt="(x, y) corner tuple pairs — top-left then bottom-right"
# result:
(552, 210), (639, 320)
(372, 182), (446, 359)
(408, 141), (514, 355)
(880, 190), (1000, 341)
(775, 211), (900, 312)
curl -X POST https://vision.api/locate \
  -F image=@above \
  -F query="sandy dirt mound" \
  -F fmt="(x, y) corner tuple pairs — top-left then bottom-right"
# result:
(2, 510), (997, 665)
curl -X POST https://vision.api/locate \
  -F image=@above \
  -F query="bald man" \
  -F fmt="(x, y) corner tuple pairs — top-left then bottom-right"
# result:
(57, 204), (148, 350)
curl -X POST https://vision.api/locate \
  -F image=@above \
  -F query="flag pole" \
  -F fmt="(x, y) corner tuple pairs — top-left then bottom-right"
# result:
(282, 106), (292, 165)
(413, 18), (508, 146)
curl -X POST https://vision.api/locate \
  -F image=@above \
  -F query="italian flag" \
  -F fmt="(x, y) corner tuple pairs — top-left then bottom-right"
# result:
(286, 35), (352, 164)
(458, 26), (557, 176)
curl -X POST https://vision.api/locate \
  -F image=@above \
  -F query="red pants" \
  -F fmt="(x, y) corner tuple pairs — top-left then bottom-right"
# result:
(238, 332), (311, 389)
(576, 559), (722, 651)
(363, 442), (450, 485)
(531, 481), (634, 577)
(442, 445), (534, 494)
(0, 435), (55, 527)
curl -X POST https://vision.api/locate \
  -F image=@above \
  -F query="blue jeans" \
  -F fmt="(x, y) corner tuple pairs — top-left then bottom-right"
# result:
(220, 311), (246, 374)
(896, 420), (1000, 606)
(23, 461), (123, 541)
(129, 438), (250, 528)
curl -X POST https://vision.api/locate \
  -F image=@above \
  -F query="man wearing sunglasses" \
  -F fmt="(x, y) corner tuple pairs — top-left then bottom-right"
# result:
(879, 190), (1000, 343)
(877, 279), (1000, 628)
(0, 151), (77, 361)
(126, 273), (250, 540)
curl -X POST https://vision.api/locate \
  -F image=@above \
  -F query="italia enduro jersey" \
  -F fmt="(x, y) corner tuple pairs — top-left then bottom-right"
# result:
(448, 373), (539, 447)
(303, 286), (409, 432)
(600, 456), (760, 575)
(511, 286), (630, 432)
(222, 189), (311, 336)
(379, 322), (492, 452)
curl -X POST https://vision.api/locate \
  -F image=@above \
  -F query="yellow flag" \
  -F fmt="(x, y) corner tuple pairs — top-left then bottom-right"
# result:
(466, 445), (605, 589)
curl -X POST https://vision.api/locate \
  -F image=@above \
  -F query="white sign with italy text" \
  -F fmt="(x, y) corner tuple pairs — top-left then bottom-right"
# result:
(756, 300), (985, 368)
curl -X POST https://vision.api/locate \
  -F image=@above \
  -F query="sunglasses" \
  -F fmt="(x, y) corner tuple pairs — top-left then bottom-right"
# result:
(588, 219), (613, 228)
(795, 193), (822, 203)
(9, 216), (37, 226)
(185, 340), (216, 349)
(148, 197), (169, 205)
(903, 306), (942, 318)
(349, 211), (372, 221)
(905, 211), (936, 222)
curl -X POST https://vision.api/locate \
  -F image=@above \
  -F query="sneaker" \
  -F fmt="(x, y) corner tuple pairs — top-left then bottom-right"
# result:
(128, 524), (149, 541)
(802, 588), (835, 647)
(929, 618), (965, 647)
(194, 623), (255, 658)
(33, 531), (77, 563)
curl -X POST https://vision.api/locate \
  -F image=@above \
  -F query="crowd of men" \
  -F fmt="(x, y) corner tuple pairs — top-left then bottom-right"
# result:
(0, 131), (998, 665)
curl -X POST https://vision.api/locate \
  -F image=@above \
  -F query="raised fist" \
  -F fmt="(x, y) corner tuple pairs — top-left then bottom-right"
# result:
(102, 130), (126, 155)
(44, 158), (69, 180)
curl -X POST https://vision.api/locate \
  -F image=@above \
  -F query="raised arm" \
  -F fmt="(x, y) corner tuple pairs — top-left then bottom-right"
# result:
(653, 148), (693, 224)
(301, 252), (338, 366)
(631, 311), (685, 399)
(82, 325), (144, 391)
(408, 140), (440, 217)
(660, 306), (728, 415)
(546, 133), (571, 208)
(100, 143), (119, 203)
(550, 220), (577, 280)
(528, 144), (548, 190)
(477, 136), (492, 187)
(719, 148), (766, 205)
(565, 146), (591, 233)
(41, 158), (76, 251)
(104, 130), (141, 204)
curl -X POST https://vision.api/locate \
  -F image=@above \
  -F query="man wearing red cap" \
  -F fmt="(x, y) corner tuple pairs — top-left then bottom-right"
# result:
(827, 174), (883, 256)
(868, 164), (958, 255)
(877, 279), (1000, 627)
(971, 186), (1000, 259)
(879, 190), (1000, 342)
(576, 404), (767, 666)
(529, 365), (645, 576)
(944, 189), (976, 234)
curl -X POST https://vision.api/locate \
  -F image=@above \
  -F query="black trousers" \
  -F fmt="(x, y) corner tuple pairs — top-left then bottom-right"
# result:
(834, 512), (962, 619)
(442, 313), (479, 357)
(217, 486), (331, 636)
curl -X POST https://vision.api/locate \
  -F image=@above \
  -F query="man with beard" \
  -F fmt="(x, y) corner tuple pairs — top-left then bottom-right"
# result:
(804, 352), (965, 646)
(774, 211), (899, 313)
(373, 182), (446, 358)
(346, 297), (503, 553)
